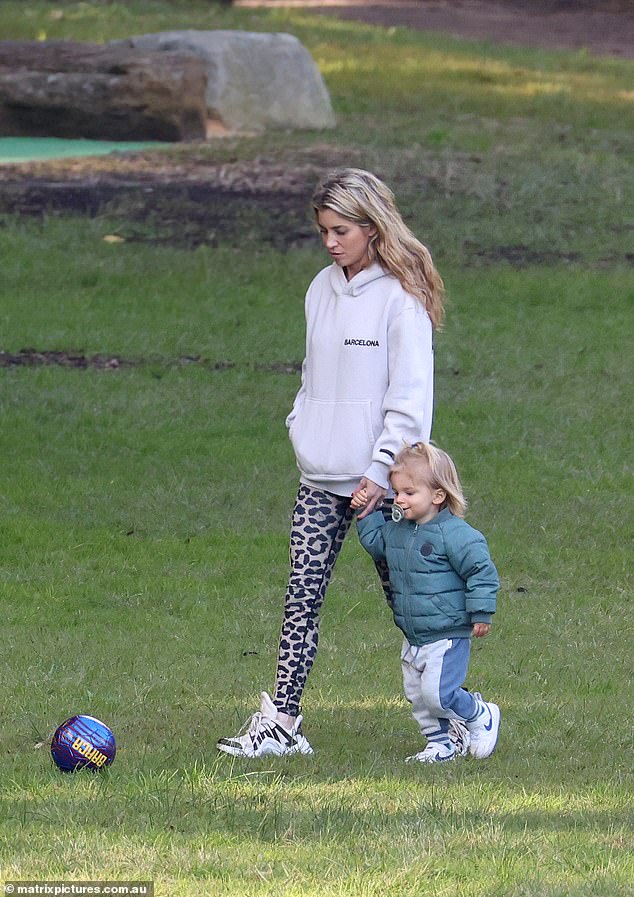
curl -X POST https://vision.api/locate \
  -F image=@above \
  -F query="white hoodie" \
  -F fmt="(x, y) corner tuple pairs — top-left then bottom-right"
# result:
(286, 261), (434, 497)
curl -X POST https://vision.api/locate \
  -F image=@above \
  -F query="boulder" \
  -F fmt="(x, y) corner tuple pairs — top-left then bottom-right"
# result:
(114, 30), (335, 132)
(0, 41), (208, 141)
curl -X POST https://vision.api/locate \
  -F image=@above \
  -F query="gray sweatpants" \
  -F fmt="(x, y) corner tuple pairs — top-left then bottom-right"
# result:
(401, 636), (479, 743)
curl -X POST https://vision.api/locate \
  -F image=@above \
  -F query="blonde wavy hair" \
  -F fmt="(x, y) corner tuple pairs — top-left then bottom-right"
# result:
(390, 442), (466, 517)
(312, 168), (445, 329)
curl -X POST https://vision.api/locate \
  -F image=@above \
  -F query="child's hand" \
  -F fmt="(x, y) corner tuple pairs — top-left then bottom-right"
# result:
(350, 487), (368, 510)
(355, 478), (387, 519)
(473, 623), (491, 638)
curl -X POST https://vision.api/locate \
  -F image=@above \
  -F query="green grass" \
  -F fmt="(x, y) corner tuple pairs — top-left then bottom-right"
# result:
(1, 3), (633, 895)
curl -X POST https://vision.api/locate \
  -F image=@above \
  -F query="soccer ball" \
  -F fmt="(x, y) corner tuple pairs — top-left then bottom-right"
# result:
(51, 714), (116, 772)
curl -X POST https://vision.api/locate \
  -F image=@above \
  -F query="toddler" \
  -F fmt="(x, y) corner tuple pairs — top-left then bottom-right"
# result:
(354, 443), (500, 763)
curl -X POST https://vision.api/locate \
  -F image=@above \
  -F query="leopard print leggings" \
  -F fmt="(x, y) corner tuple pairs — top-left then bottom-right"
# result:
(273, 484), (391, 717)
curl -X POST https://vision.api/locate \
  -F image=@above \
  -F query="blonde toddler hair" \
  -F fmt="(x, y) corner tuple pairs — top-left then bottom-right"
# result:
(390, 443), (467, 517)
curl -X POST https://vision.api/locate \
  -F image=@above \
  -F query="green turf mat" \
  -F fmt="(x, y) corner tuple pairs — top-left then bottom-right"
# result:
(0, 137), (166, 164)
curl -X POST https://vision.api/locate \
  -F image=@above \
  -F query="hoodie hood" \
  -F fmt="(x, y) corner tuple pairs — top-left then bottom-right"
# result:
(328, 261), (390, 297)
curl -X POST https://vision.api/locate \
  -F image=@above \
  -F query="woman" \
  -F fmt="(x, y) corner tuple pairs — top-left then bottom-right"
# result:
(217, 168), (445, 758)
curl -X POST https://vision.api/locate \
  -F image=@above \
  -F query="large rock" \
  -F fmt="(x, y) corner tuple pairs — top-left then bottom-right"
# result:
(115, 31), (335, 132)
(0, 41), (208, 141)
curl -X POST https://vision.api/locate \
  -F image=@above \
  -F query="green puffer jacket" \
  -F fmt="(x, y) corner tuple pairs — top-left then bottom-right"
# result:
(357, 507), (499, 646)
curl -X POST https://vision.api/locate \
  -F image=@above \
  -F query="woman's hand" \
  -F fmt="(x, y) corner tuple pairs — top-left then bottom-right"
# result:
(355, 477), (387, 519)
(472, 623), (491, 638)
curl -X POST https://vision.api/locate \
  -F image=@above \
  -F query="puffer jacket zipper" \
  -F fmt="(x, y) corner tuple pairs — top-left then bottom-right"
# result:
(402, 523), (418, 639)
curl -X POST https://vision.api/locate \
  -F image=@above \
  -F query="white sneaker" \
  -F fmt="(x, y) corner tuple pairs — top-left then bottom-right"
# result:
(405, 742), (457, 764)
(216, 692), (314, 758)
(448, 719), (471, 757)
(466, 693), (501, 759)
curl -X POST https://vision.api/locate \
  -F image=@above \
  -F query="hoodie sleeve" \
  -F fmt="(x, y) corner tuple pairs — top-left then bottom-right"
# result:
(356, 510), (388, 562)
(364, 302), (434, 489)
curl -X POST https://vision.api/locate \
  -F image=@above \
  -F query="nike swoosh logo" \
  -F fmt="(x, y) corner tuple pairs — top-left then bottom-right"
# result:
(484, 717), (493, 731)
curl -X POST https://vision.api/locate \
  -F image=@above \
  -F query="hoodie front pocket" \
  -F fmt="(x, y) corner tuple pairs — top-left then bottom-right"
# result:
(290, 397), (375, 479)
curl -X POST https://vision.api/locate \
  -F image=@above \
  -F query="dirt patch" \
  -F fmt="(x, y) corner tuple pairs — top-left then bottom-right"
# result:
(246, 0), (634, 58)
(0, 150), (354, 248)
(0, 159), (319, 248)
(0, 178), (315, 249)
(0, 348), (303, 373)
(3, 169), (632, 265)
(0, 348), (131, 370)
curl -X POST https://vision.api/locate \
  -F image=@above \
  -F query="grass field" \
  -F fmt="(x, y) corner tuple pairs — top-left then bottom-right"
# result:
(0, 3), (633, 896)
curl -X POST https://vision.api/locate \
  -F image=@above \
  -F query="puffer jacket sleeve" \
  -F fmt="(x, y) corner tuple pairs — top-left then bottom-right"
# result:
(356, 510), (388, 563)
(445, 526), (499, 623)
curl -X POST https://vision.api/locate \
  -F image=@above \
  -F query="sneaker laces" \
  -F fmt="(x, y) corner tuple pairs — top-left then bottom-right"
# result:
(448, 719), (470, 756)
(233, 694), (298, 743)
(245, 709), (294, 739)
(247, 711), (265, 737)
(229, 710), (267, 742)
